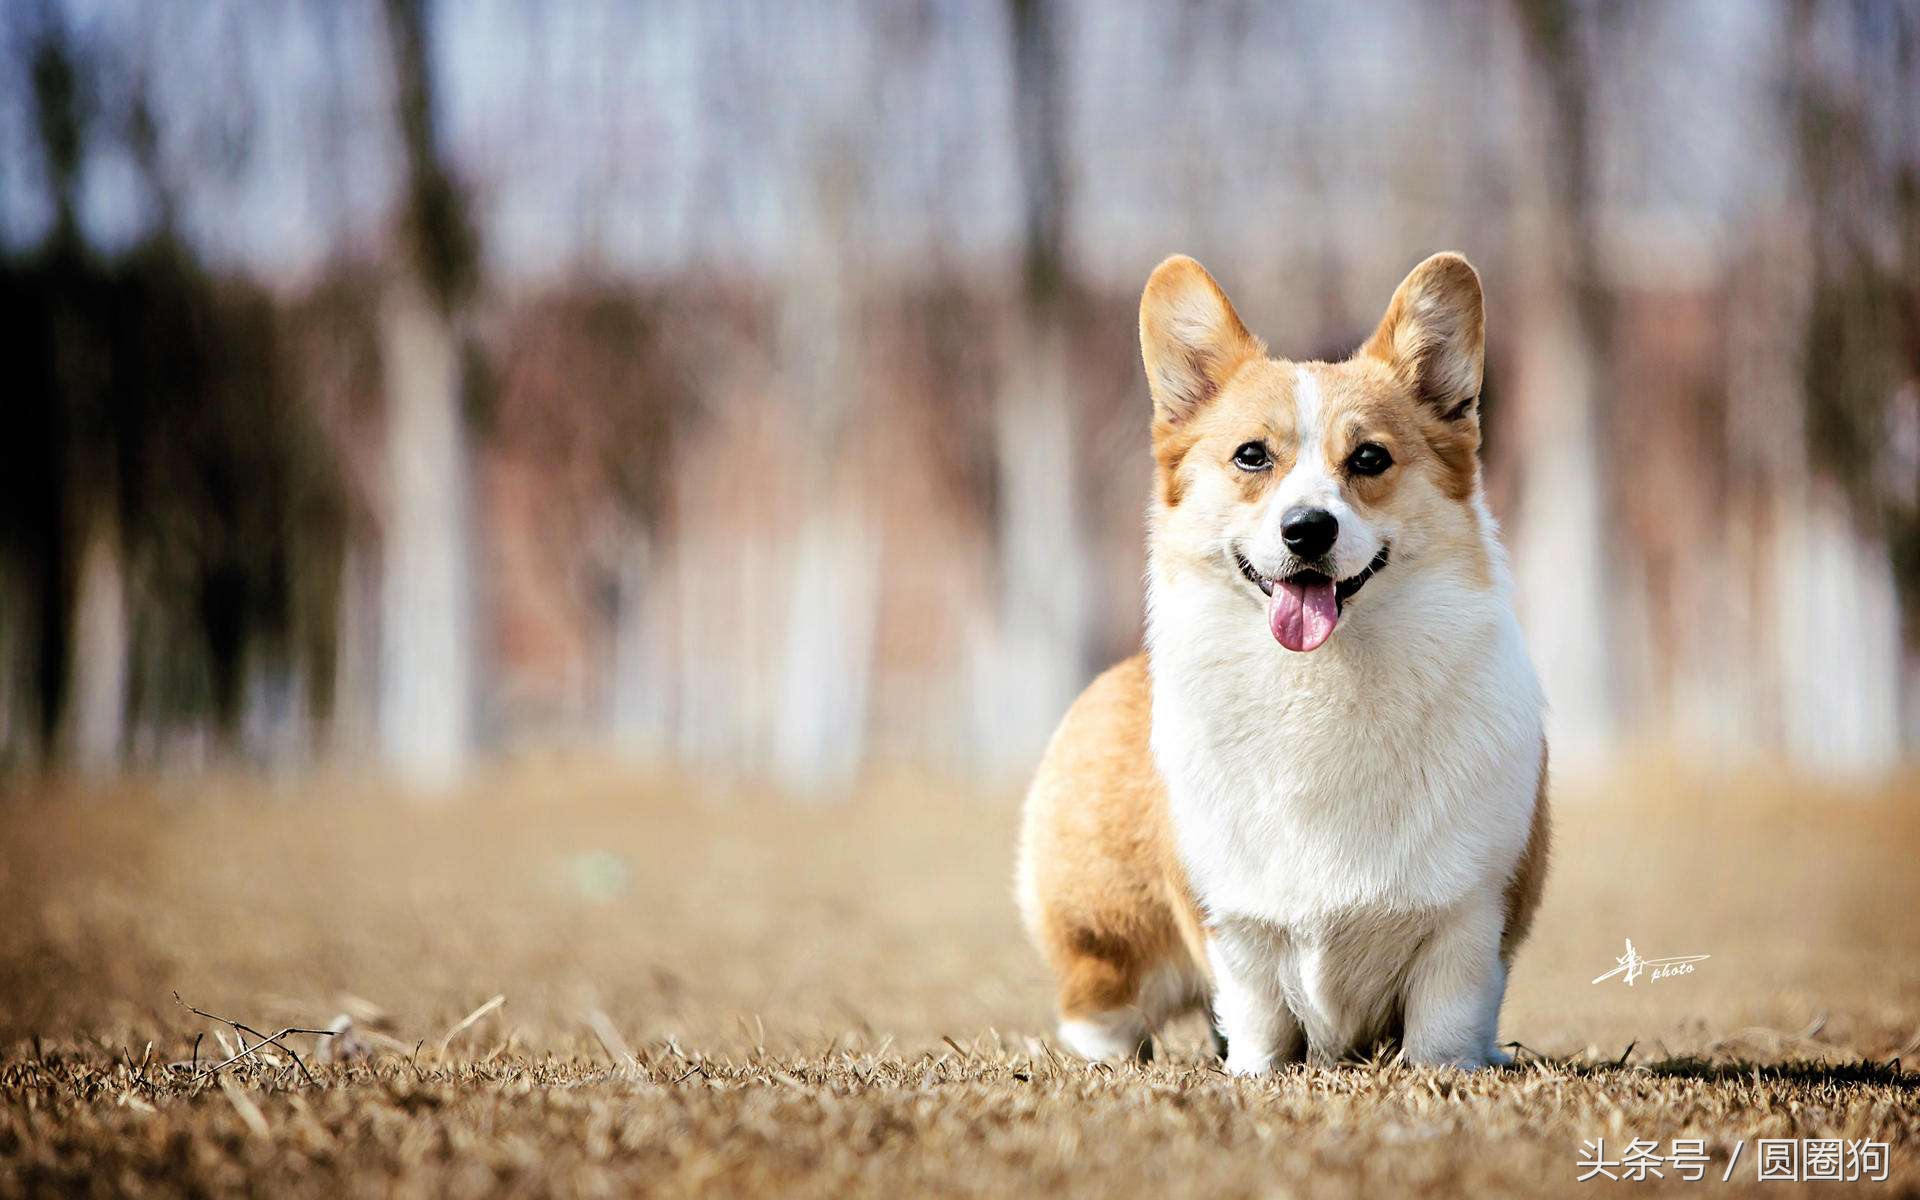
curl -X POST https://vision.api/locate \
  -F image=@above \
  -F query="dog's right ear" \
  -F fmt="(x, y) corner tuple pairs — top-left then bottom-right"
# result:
(1139, 255), (1263, 425)
(1359, 252), (1484, 424)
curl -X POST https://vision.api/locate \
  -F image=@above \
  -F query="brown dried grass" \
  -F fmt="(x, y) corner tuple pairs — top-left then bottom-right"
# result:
(1, 758), (1917, 1197)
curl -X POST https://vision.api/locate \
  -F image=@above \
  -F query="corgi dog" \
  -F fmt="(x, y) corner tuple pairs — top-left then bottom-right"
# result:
(1017, 253), (1549, 1073)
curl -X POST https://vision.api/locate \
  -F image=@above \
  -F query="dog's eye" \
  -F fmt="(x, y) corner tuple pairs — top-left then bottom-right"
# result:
(1232, 441), (1271, 472)
(1347, 442), (1392, 476)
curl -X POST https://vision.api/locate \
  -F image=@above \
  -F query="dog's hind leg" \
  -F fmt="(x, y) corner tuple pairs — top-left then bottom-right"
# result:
(1056, 953), (1208, 1063)
(1058, 1008), (1153, 1063)
(1052, 936), (1156, 1062)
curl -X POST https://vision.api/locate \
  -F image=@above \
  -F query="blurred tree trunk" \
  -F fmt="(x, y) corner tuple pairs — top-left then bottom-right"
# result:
(378, 0), (477, 787)
(607, 527), (664, 753)
(767, 144), (880, 793)
(19, 21), (87, 767)
(1894, 0), (1920, 748)
(1506, 0), (1616, 764)
(62, 506), (127, 772)
(983, 0), (1090, 769)
(1774, 0), (1911, 764)
(1010, 0), (1068, 310)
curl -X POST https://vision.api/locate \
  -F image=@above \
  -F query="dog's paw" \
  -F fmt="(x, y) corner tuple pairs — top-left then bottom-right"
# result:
(1403, 1046), (1494, 1071)
(1223, 1052), (1278, 1077)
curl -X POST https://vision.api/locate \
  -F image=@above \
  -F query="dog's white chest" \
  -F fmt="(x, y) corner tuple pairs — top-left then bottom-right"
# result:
(1148, 576), (1544, 930)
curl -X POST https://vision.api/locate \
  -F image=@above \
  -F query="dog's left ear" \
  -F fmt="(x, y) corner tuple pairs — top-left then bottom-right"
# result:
(1139, 255), (1263, 426)
(1359, 253), (1484, 424)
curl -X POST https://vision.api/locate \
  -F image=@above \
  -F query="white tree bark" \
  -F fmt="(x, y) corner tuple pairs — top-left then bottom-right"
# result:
(63, 510), (128, 773)
(977, 319), (1089, 771)
(1507, 285), (1615, 768)
(770, 502), (880, 791)
(759, 149), (879, 793)
(377, 278), (474, 788)
(1766, 483), (1903, 772)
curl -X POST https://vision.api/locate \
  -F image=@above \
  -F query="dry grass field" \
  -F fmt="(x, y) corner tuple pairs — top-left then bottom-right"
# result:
(1, 760), (1917, 1197)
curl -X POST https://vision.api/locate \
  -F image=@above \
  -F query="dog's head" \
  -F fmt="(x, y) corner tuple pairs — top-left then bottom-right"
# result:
(1142, 253), (1490, 652)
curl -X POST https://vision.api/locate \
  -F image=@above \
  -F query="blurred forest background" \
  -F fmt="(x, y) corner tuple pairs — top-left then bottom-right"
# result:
(1, 0), (1916, 790)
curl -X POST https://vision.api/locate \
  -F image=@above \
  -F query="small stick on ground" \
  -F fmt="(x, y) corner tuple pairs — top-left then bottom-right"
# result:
(1503, 1040), (1554, 1065)
(121, 1041), (153, 1088)
(174, 992), (334, 1087)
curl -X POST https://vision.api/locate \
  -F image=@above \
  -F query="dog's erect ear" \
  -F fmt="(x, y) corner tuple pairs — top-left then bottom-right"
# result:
(1140, 255), (1263, 425)
(1359, 253), (1485, 423)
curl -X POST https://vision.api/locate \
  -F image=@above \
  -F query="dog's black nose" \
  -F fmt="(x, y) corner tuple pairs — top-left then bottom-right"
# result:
(1281, 506), (1339, 559)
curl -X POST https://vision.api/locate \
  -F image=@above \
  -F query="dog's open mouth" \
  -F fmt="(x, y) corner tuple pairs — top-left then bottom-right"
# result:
(1235, 545), (1390, 652)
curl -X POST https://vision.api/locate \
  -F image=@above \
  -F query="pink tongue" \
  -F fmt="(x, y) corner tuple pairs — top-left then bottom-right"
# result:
(1268, 577), (1340, 651)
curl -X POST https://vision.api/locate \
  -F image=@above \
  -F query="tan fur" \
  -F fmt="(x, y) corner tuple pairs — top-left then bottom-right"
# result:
(1020, 656), (1207, 1022)
(1139, 256), (1264, 427)
(1358, 254), (1487, 501)
(1502, 745), (1553, 959)
(1141, 256), (1265, 510)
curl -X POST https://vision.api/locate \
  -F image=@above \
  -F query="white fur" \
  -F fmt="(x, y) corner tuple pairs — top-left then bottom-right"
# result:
(1058, 1012), (1148, 1062)
(1146, 366), (1545, 1071)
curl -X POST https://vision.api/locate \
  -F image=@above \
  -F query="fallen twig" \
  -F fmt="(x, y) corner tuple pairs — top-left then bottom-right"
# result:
(174, 992), (333, 1087)
(123, 1041), (153, 1087)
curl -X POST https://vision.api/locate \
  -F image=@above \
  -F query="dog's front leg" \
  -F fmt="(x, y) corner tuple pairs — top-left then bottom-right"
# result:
(1401, 901), (1508, 1069)
(1207, 925), (1301, 1075)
